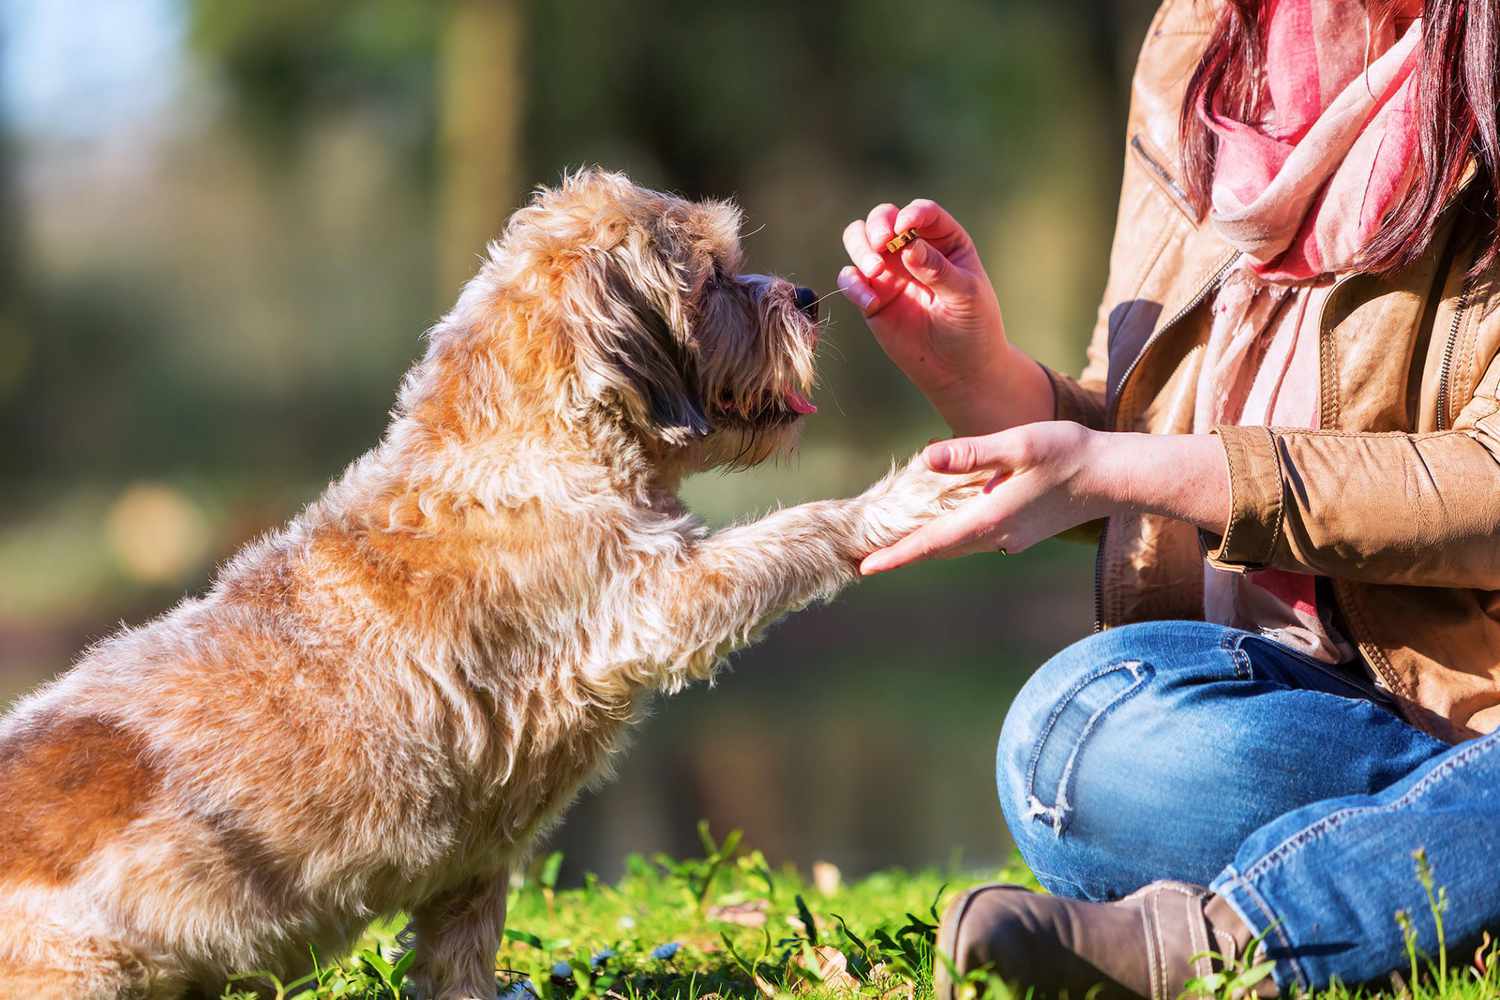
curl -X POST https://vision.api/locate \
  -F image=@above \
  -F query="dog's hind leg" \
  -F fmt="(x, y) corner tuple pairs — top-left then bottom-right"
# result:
(404, 869), (509, 1000)
(0, 932), (155, 1000)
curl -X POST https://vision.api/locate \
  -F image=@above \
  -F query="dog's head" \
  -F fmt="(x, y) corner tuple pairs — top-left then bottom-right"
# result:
(488, 169), (821, 468)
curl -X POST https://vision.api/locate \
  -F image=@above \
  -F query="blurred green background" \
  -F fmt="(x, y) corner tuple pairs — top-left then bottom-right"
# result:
(0, 0), (1151, 880)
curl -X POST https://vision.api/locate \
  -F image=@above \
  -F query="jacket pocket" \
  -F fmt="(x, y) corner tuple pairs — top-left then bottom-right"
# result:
(1129, 132), (1200, 224)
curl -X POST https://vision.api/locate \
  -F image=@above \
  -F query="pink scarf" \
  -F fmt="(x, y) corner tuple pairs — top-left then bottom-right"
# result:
(1194, 0), (1423, 432)
(1202, 0), (1423, 284)
(1193, 1), (1422, 660)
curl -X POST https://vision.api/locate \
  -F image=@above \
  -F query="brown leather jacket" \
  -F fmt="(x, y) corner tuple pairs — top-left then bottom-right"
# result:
(1049, 0), (1500, 741)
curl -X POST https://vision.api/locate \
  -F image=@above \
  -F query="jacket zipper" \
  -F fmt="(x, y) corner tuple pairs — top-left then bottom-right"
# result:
(1129, 134), (1198, 221)
(1310, 237), (1473, 704)
(1092, 252), (1239, 631)
(1090, 524), (1110, 632)
(1428, 174), (1482, 431)
(1435, 272), (1477, 431)
(1313, 271), (1358, 430)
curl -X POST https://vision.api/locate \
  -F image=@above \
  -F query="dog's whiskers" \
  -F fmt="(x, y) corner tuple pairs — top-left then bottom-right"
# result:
(809, 287), (845, 310)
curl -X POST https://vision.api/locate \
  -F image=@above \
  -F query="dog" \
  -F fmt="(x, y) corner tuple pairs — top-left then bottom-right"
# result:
(0, 170), (977, 999)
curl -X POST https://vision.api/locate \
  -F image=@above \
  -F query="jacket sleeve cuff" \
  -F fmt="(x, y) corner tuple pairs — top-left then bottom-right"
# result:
(1202, 424), (1285, 571)
(1042, 363), (1107, 429)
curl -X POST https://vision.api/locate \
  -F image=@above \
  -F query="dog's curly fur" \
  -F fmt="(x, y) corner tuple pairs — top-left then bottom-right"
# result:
(0, 170), (977, 999)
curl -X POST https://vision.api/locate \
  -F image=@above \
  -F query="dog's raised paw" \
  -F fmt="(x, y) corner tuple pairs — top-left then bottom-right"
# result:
(856, 454), (985, 552)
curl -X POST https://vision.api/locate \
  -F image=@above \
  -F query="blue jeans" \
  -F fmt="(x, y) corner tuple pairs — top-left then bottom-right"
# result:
(997, 620), (1500, 991)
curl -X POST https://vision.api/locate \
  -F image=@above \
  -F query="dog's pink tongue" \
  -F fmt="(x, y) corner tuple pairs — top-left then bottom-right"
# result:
(784, 388), (818, 415)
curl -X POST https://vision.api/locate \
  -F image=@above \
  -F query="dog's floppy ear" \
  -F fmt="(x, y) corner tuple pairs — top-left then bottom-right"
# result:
(561, 245), (711, 445)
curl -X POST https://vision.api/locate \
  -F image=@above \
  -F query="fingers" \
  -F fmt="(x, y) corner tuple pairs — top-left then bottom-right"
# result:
(922, 429), (1027, 475)
(842, 207), (917, 317)
(860, 499), (1003, 575)
(894, 198), (971, 248)
(844, 204), (914, 281)
(842, 198), (974, 316)
(842, 218), (886, 277)
(837, 266), (878, 315)
(838, 264), (910, 317)
(899, 238), (966, 295)
(865, 202), (900, 254)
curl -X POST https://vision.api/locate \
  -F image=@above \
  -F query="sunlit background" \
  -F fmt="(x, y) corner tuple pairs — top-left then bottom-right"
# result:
(0, 0), (1151, 881)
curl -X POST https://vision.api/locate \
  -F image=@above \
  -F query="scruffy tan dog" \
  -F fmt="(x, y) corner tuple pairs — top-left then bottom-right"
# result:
(0, 170), (975, 999)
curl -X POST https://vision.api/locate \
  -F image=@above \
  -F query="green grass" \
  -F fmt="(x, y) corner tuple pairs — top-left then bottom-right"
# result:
(219, 828), (1498, 1000)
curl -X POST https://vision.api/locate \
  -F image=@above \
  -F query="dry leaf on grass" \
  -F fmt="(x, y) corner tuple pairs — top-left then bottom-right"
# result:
(798, 945), (859, 991)
(864, 963), (912, 1000)
(811, 861), (842, 897)
(706, 899), (769, 927)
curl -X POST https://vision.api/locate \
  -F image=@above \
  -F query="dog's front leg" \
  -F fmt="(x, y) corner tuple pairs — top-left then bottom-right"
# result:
(652, 455), (979, 684)
(405, 871), (509, 1000)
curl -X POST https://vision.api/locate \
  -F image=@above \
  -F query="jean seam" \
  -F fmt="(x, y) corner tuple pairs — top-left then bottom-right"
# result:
(1027, 865), (1090, 897)
(1022, 659), (1152, 836)
(1216, 869), (1308, 989)
(1236, 731), (1500, 884)
(1222, 631), (1253, 680)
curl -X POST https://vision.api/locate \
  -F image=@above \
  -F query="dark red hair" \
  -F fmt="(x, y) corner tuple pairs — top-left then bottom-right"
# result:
(1180, 0), (1500, 274)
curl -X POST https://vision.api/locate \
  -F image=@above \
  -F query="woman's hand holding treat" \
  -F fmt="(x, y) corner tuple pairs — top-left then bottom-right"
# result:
(839, 199), (1055, 437)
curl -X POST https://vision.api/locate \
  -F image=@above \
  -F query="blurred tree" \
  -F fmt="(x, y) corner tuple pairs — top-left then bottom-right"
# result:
(438, 0), (524, 297)
(0, 23), (35, 477)
(189, 0), (440, 143)
(188, 0), (525, 300)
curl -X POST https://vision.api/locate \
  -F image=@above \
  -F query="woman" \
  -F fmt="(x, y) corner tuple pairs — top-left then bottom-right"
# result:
(839, 0), (1500, 996)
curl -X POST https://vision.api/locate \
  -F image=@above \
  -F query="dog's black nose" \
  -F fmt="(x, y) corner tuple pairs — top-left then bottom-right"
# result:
(793, 286), (819, 320)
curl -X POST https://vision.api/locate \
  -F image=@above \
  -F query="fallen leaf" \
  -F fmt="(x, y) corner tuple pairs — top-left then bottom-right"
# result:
(800, 945), (858, 990)
(752, 973), (778, 998)
(877, 981), (915, 1000)
(811, 861), (842, 897)
(707, 900), (769, 927)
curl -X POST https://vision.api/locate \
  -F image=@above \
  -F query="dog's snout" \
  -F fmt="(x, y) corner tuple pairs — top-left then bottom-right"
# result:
(793, 286), (819, 320)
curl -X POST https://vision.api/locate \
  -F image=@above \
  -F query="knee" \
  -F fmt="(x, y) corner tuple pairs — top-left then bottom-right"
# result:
(995, 622), (1242, 894)
(996, 628), (1158, 834)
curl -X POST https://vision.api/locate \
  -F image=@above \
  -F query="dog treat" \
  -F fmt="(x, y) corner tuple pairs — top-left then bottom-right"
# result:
(885, 229), (919, 254)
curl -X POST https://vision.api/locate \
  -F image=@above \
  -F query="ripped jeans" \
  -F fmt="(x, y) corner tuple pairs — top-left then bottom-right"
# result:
(997, 620), (1500, 992)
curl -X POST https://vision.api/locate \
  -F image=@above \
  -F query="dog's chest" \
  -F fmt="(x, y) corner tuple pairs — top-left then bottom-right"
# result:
(447, 694), (637, 859)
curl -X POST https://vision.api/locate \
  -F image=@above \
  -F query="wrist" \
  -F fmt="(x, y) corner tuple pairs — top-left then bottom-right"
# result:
(1074, 428), (1134, 517)
(1085, 432), (1232, 532)
(929, 343), (1054, 437)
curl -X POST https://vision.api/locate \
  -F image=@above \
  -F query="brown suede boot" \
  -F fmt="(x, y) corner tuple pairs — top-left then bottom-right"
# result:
(932, 881), (1277, 1000)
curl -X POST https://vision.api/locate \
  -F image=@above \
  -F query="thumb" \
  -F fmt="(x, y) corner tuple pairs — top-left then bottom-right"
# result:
(923, 430), (1022, 474)
(901, 238), (968, 296)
